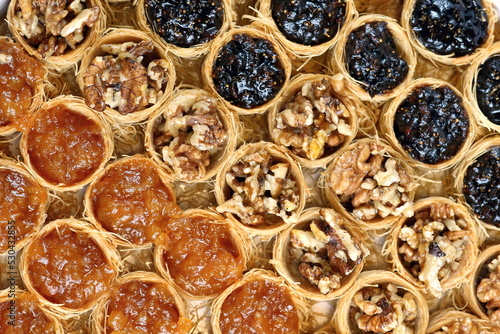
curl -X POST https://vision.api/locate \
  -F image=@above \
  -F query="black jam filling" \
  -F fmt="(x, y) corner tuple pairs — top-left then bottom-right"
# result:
(463, 146), (500, 226)
(393, 86), (469, 165)
(345, 21), (408, 97)
(271, 0), (346, 46)
(145, 0), (223, 48)
(212, 34), (285, 109)
(476, 55), (500, 125)
(411, 0), (488, 57)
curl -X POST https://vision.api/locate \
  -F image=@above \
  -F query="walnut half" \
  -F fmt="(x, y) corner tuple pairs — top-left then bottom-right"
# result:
(477, 255), (500, 325)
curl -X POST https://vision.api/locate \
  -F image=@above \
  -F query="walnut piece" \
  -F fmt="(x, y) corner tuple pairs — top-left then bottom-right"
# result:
(398, 203), (470, 298)
(477, 255), (500, 326)
(216, 149), (300, 226)
(351, 284), (417, 333)
(432, 318), (482, 334)
(273, 79), (352, 160)
(328, 141), (415, 221)
(13, 0), (100, 58)
(83, 40), (169, 115)
(289, 208), (368, 295)
(153, 92), (228, 181)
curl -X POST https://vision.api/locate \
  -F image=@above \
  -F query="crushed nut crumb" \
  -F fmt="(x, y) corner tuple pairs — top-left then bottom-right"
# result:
(272, 79), (352, 160)
(398, 202), (470, 298)
(153, 91), (228, 181)
(290, 208), (368, 295)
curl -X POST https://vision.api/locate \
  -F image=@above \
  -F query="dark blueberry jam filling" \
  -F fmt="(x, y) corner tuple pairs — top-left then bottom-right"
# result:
(394, 86), (469, 165)
(145, 0), (223, 48)
(212, 34), (285, 109)
(476, 55), (500, 125)
(345, 21), (408, 97)
(271, 0), (346, 46)
(411, 0), (488, 57)
(463, 146), (500, 226)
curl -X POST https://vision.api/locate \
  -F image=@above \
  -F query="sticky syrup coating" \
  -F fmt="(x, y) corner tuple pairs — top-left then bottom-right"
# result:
(26, 225), (115, 310)
(90, 157), (178, 245)
(476, 55), (500, 125)
(0, 168), (47, 253)
(25, 105), (106, 186)
(219, 278), (300, 334)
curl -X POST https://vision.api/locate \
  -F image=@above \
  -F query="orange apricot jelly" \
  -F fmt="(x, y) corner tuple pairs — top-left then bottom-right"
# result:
(25, 105), (106, 187)
(0, 293), (59, 334)
(219, 278), (300, 334)
(90, 156), (179, 245)
(0, 166), (47, 253)
(26, 224), (116, 310)
(105, 278), (191, 334)
(162, 213), (245, 297)
(0, 40), (44, 132)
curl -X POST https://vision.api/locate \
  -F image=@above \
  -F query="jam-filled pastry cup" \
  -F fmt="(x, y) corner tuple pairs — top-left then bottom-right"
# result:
(466, 244), (500, 327)
(20, 96), (113, 192)
(273, 207), (369, 301)
(154, 209), (249, 300)
(0, 37), (45, 136)
(202, 26), (292, 115)
(0, 290), (64, 334)
(84, 155), (178, 248)
(20, 219), (120, 315)
(268, 73), (359, 169)
(91, 271), (191, 334)
(331, 14), (416, 103)
(387, 197), (479, 299)
(211, 269), (307, 334)
(136, 0), (233, 58)
(214, 141), (306, 237)
(0, 158), (48, 254)
(76, 28), (176, 124)
(463, 42), (500, 133)
(257, 0), (356, 57)
(323, 138), (417, 230)
(453, 136), (500, 230)
(7, 0), (106, 72)
(333, 270), (429, 334)
(426, 308), (500, 334)
(402, 0), (495, 66)
(380, 78), (476, 171)
(145, 87), (237, 182)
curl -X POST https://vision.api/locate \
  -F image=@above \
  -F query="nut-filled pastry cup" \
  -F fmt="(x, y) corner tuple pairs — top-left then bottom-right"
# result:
(463, 42), (500, 134)
(333, 270), (429, 334)
(0, 158), (48, 254)
(136, 0), (234, 58)
(387, 197), (479, 299)
(466, 244), (500, 327)
(0, 37), (45, 136)
(331, 14), (416, 103)
(211, 269), (307, 334)
(272, 207), (369, 301)
(214, 141), (306, 237)
(154, 209), (249, 300)
(202, 26), (292, 115)
(91, 271), (191, 334)
(268, 73), (359, 169)
(7, 0), (106, 71)
(20, 218), (120, 315)
(20, 95), (113, 192)
(0, 290), (64, 334)
(402, 0), (495, 66)
(453, 135), (500, 230)
(145, 87), (237, 182)
(426, 308), (500, 334)
(323, 138), (417, 230)
(380, 78), (476, 171)
(84, 155), (178, 248)
(257, 0), (356, 57)
(76, 28), (176, 124)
